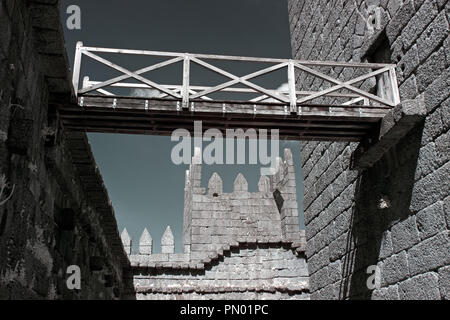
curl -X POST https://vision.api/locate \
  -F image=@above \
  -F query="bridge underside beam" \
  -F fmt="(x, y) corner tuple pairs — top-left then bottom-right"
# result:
(58, 96), (388, 142)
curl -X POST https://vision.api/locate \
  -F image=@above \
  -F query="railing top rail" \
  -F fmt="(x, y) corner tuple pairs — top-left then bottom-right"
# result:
(79, 43), (395, 69)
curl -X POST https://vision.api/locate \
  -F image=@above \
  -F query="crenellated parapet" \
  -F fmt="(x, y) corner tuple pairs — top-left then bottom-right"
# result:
(122, 147), (308, 299)
(121, 228), (132, 255)
(123, 148), (306, 267)
(123, 225), (191, 267)
(139, 228), (153, 255)
(161, 226), (175, 254)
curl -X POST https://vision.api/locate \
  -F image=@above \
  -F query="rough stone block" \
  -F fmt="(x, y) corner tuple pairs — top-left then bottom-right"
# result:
(438, 266), (450, 299)
(416, 12), (449, 62)
(423, 68), (450, 113)
(327, 260), (342, 284)
(380, 251), (409, 287)
(410, 162), (450, 212)
(371, 284), (400, 300)
(399, 75), (418, 100)
(407, 231), (450, 276)
(398, 272), (441, 300)
(309, 266), (329, 292)
(444, 35), (450, 65)
(351, 97), (427, 169)
(316, 284), (337, 300)
(308, 247), (330, 275)
(416, 201), (446, 240)
(415, 142), (439, 179)
(379, 231), (393, 259)
(435, 128), (449, 163)
(391, 216), (420, 253)
(444, 196), (450, 229)
(400, 0), (438, 50)
(139, 228), (153, 255)
(329, 232), (352, 262)
(386, 0), (415, 43)
(417, 48), (446, 92)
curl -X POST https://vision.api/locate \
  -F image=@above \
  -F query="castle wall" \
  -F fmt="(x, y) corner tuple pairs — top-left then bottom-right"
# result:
(134, 245), (309, 300)
(125, 149), (309, 299)
(0, 0), (129, 299)
(288, 0), (449, 299)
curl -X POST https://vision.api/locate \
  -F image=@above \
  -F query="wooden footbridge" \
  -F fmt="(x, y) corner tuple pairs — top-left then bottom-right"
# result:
(59, 42), (400, 141)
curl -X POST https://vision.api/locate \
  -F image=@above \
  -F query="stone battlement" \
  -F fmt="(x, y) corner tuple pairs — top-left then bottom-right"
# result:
(122, 148), (309, 299)
(122, 148), (306, 267)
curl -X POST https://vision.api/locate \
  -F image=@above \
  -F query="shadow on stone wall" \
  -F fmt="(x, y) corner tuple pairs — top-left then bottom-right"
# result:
(339, 122), (424, 299)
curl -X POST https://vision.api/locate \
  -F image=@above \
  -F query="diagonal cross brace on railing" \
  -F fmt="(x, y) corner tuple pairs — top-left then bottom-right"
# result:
(80, 50), (182, 99)
(294, 63), (393, 105)
(72, 42), (401, 115)
(78, 56), (184, 95)
(188, 57), (290, 103)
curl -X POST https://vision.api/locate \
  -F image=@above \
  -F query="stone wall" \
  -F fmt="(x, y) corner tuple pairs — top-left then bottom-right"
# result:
(0, 0), (129, 299)
(288, 0), (449, 299)
(133, 245), (309, 300)
(124, 149), (309, 299)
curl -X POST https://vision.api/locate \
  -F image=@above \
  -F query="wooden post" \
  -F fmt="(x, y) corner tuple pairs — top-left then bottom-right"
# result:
(288, 61), (297, 114)
(389, 66), (401, 106)
(72, 41), (83, 97)
(82, 76), (90, 89)
(182, 54), (190, 110)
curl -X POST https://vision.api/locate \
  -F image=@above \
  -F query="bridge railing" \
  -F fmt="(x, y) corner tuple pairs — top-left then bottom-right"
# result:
(72, 42), (400, 114)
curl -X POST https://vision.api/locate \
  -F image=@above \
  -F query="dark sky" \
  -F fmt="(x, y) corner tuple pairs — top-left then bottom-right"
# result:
(60, 0), (304, 253)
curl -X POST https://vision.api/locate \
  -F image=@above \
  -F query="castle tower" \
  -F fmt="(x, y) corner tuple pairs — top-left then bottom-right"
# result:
(125, 148), (309, 300)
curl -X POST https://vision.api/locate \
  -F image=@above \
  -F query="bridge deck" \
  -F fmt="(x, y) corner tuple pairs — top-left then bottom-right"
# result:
(65, 43), (400, 141)
(59, 95), (389, 141)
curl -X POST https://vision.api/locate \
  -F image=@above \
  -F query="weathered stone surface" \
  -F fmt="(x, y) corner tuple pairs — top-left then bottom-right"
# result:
(161, 226), (175, 254)
(417, 48), (446, 92)
(391, 216), (420, 254)
(407, 231), (450, 276)
(444, 196), (450, 229)
(410, 162), (450, 212)
(207, 172), (222, 196)
(139, 228), (153, 255)
(416, 12), (449, 62)
(380, 251), (410, 287)
(379, 231), (393, 259)
(289, 0), (450, 300)
(372, 285), (400, 300)
(121, 228), (132, 255)
(416, 201), (446, 240)
(0, 0), (128, 300)
(399, 0), (438, 51)
(385, 0), (415, 43)
(423, 67), (450, 113)
(258, 175), (271, 192)
(398, 273), (441, 300)
(438, 266), (450, 299)
(233, 173), (248, 192)
(352, 97), (427, 170)
(5, 0), (448, 301)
